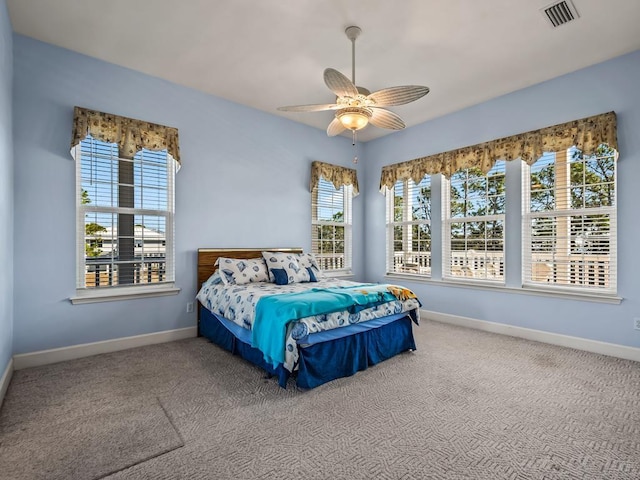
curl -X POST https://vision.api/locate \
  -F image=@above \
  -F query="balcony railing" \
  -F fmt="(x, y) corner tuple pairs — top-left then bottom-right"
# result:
(390, 251), (611, 287)
(315, 253), (346, 271)
(391, 251), (432, 275)
(528, 254), (611, 287)
(85, 259), (166, 288)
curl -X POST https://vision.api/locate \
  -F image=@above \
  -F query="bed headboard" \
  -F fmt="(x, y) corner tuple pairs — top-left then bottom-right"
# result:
(197, 247), (304, 287)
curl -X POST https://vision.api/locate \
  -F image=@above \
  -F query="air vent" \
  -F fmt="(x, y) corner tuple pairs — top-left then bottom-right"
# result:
(542, 0), (579, 27)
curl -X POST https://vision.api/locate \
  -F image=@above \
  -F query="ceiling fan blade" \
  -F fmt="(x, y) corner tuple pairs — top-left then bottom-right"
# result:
(370, 108), (406, 130)
(327, 117), (346, 137)
(277, 103), (339, 112)
(324, 68), (358, 98)
(367, 86), (430, 107)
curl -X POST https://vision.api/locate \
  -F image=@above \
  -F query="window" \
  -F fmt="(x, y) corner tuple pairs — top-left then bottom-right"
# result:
(311, 177), (352, 273)
(385, 176), (432, 276)
(379, 113), (618, 299)
(75, 136), (175, 291)
(443, 161), (506, 282)
(523, 146), (616, 294)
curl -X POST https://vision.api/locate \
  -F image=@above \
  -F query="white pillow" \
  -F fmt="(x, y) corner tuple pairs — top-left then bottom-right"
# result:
(203, 270), (223, 287)
(216, 257), (270, 285)
(262, 251), (310, 285)
(297, 252), (324, 280)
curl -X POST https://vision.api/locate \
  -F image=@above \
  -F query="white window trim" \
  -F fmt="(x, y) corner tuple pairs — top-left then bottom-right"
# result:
(383, 273), (621, 304)
(521, 149), (617, 297)
(311, 181), (353, 275)
(70, 284), (181, 304)
(442, 169), (506, 285)
(385, 179), (432, 277)
(71, 143), (177, 302)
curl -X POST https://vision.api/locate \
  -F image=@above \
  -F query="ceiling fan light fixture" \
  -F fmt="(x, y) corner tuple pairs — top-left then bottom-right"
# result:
(336, 108), (371, 131)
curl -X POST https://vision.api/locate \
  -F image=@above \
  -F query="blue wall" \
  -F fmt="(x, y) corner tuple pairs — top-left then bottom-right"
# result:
(0, 0), (13, 374)
(362, 49), (640, 349)
(11, 35), (360, 354)
(10, 29), (640, 355)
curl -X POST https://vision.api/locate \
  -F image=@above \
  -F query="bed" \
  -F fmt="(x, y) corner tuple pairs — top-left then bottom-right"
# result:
(196, 248), (421, 389)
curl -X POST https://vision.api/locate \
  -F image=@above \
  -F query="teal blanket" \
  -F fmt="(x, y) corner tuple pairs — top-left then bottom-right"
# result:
(252, 284), (398, 369)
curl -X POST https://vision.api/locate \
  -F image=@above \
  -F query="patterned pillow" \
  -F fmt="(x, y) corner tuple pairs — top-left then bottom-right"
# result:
(297, 252), (323, 280)
(262, 251), (310, 284)
(203, 270), (223, 287)
(216, 257), (270, 285)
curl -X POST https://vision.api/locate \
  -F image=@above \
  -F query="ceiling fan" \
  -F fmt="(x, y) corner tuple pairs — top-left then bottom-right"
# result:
(278, 26), (430, 140)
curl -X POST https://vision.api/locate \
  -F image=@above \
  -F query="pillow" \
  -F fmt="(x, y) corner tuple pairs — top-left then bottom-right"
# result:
(305, 266), (318, 282)
(262, 251), (310, 284)
(297, 252), (323, 280)
(270, 268), (290, 286)
(203, 270), (223, 287)
(216, 257), (270, 285)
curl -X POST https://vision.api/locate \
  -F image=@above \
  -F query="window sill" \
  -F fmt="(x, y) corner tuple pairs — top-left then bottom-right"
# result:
(384, 274), (622, 304)
(70, 284), (181, 305)
(322, 269), (353, 278)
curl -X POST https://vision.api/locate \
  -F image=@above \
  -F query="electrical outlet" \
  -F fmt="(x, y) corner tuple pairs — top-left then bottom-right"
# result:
(634, 318), (640, 331)
(186, 302), (194, 313)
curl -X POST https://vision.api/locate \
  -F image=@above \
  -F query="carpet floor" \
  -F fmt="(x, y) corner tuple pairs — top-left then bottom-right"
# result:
(0, 320), (638, 479)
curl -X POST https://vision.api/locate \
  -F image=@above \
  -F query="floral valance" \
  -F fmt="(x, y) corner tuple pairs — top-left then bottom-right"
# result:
(379, 111), (617, 192)
(71, 107), (181, 164)
(311, 160), (359, 197)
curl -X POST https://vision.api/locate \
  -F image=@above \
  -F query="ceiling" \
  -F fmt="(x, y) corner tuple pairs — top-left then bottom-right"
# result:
(7, 0), (640, 142)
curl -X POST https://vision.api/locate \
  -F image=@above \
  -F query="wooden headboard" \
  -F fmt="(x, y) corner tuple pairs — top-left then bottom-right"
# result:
(197, 247), (303, 287)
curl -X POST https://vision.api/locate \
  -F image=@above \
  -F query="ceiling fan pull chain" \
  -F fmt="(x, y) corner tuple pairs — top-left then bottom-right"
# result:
(353, 132), (358, 164)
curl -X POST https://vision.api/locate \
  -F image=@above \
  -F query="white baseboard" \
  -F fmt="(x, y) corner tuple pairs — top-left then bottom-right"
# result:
(13, 326), (197, 370)
(0, 357), (13, 410)
(421, 309), (640, 363)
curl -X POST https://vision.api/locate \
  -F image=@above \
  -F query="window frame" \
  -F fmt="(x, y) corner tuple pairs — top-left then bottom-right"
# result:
(311, 177), (353, 276)
(385, 177), (432, 277)
(521, 147), (617, 296)
(70, 138), (179, 304)
(442, 162), (506, 285)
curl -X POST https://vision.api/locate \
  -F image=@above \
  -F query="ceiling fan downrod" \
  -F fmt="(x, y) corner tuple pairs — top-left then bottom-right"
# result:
(346, 26), (362, 161)
(345, 26), (361, 85)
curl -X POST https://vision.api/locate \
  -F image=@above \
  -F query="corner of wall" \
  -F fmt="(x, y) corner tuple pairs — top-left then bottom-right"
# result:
(0, 0), (15, 388)
(0, 358), (13, 410)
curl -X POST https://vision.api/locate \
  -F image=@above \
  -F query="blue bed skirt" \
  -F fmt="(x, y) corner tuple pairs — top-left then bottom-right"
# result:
(198, 305), (417, 389)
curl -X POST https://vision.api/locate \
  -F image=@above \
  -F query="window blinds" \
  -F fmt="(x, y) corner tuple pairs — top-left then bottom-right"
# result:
(311, 177), (352, 273)
(522, 148), (616, 294)
(443, 161), (506, 282)
(385, 176), (432, 276)
(76, 136), (175, 289)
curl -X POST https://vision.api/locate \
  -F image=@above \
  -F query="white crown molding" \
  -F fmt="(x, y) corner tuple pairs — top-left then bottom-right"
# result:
(13, 326), (197, 370)
(421, 309), (640, 363)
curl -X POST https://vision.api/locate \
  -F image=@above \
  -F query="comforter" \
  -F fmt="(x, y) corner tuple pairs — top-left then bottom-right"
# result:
(196, 278), (420, 372)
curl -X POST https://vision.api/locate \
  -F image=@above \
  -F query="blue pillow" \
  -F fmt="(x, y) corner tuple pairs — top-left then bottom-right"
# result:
(271, 268), (289, 286)
(306, 267), (318, 282)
